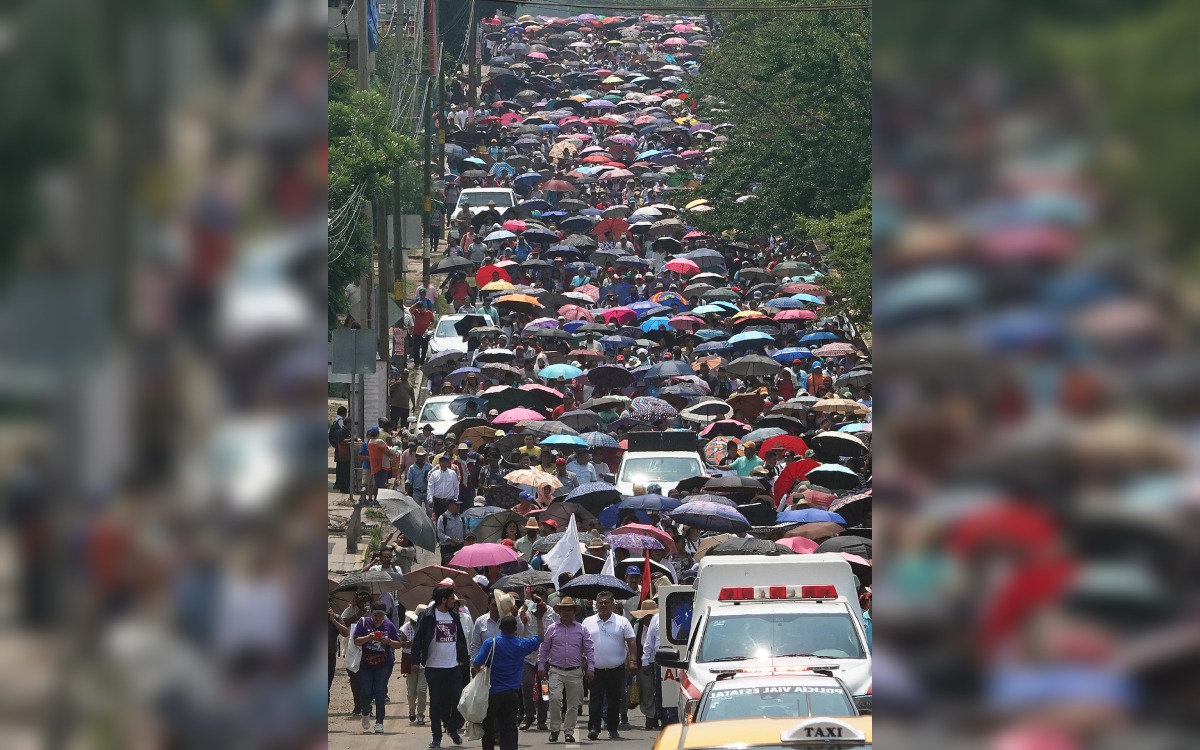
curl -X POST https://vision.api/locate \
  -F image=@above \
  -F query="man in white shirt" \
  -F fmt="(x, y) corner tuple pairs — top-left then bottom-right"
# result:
(469, 591), (527, 658)
(428, 454), (462, 518)
(565, 448), (600, 486)
(436, 498), (467, 565)
(582, 592), (636, 740)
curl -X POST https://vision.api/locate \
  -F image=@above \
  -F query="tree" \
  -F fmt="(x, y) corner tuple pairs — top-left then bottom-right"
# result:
(328, 41), (421, 326)
(797, 189), (872, 335)
(690, 1), (871, 237)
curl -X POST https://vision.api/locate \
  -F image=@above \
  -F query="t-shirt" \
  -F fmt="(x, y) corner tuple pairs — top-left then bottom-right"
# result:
(427, 609), (461, 669)
(730, 454), (764, 477)
(357, 617), (401, 667)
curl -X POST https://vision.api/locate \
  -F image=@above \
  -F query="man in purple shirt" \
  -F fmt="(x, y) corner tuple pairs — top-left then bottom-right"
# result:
(536, 597), (594, 743)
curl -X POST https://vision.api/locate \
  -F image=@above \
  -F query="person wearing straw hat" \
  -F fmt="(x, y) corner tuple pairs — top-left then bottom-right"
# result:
(629, 599), (661, 730)
(470, 590), (523, 660)
(537, 597), (594, 743)
(400, 604), (430, 725)
(515, 516), (539, 561)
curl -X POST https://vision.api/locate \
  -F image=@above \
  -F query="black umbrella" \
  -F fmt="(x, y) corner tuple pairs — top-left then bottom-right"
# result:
(430, 256), (475, 274)
(537, 501), (596, 529)
(422, 349), (468, 374)
(557, 409), (602, 432)
(494, 569), (555, 590)
(532, 531), (566, 554)
(681, 493), (738, 507)
(454, 314), (490, 337)
(704, 476), (767, 496)
(447, 417), (490, 438)
(333, 569), (408, 595)
(815, 535), (872, 560)
(559, 573), (637, 600)
(726, 355), (783, 378)
(566, 482), (623, 513)
(705, 537), (796, 557)
(805, 464), (863, 490)
(518, 420), (577, 437)
(377, 490), (437, 550)
(755, 414), (807, 433)
(473, 509), (527, 544)
(484, 387), (547, 413)
(810, 431), (869, 457)
(829, 490), (872, 528)
(736, 500), (779, 527)
(587, 365), (636, 389)
(488, 483), (521, 509)
(674, 475), (713, 495)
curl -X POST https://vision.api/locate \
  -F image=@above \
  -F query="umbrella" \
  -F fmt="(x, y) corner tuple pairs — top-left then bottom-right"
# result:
(557, 409), (602, 432)
(333, 569), (408, 596)
(726, 355), (782, 378)
(472, 509), (528, 544)
(518, 420), (577, 438)
(377, 490), (437, 551)
(741, 427), (787, 444)
(591, 217), (631, 238)
(828, 490), (872, 528)
(505, 468), (561, 488)
(704, 537), (796, 557)
(450, 542), (521, 568)
(681, 400), (733, 423)
(539, 364), (584, 380)
(810, 431), (869, 457)
(629, 396), (679, 422)
(681, 493), (739, 508)
(704, 476), (767, 497)
(532, 532), (566, 554)
(699, 420), (751, 439)
(605, 533), (665, 551)
(559, 574), (636, 600)
(586, 365), (635, 390)
(804, 464), (862, 490)
(664, 258), (701, 275)
(495, 293), (545, 313)
(811, 398), (867, 416)
(484, 387), (547, 413)
(778, 509), (847, 525)
(616, 494), (680, 513)
(815, 535), (872, 560)
(422, 349), (468, 374)
(493, 407), (547, 424)
(476, 264), (513, 286)
(759, 434), (810, 456)
(781, 522), (845, 542)
(453, 314), (491, 337)
(776, 537), (820, 553)
(481, 362), (524, 382)
(398, 565), (488, 616)
(536, 501), (596, 529)
(430, 255), (475, 274)
(609, 523), (676, 553)
(644, 359), (694, 380)
(812, 343), (858, 357)
(581, 431), (621, 449)
(541, 434), (589, 448)
(670, 501), (750, 533)
(566, 481), (623, 512)
(494, 569), (555, 590)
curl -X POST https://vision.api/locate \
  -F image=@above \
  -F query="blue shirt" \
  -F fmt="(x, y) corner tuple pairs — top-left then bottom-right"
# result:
(407, 462), (432, 493)
(473, 633), (542, 693)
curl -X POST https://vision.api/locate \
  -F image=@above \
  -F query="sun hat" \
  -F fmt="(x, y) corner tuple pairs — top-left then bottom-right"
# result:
(405, 603), (428, 622)
(630, 599), (659, 619)
(554, 596), (580, 610)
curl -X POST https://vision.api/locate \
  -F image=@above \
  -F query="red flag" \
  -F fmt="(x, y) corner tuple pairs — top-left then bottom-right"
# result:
(640, 550), (653, 607)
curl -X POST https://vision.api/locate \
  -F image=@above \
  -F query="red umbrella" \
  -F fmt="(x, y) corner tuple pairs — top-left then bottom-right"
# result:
(668, 314), (704, 331)
(664, 258), (701, 275)
(499, 112), (524, 125)
(773, 458), (822, 504)
(600, 307), (636, 324)
(558, 304), (594, 322)
(543, 179), (578, 193)
(574, 283), (601, 302)
(476, 264), (512, 286)
(759, 434), (809, 456)
(774, 309), (819, 321)
(591, 217), (630, 239)
(502, 219), (528, 232)
(610, 524), (676, 553)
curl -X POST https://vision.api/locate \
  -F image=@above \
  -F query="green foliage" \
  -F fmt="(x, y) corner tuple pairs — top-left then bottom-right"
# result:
(797, 191), (872, 333)
(690, 1), (871, 236)
(328, 41), (421, 326)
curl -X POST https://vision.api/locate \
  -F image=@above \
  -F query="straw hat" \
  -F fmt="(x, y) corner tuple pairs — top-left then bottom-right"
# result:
(630, 599), (658, 619)
(554, 596), (579, 610)
(524, 517), (540, 530)
(494, 589), (517, 618)
(405, 603), (428, 622)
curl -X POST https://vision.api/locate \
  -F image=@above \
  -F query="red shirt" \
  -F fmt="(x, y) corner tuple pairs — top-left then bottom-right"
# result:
(411, 306), (435, 336)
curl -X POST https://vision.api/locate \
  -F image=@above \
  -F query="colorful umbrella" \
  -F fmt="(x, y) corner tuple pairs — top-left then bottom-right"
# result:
(604, 533), (665, 551)
(493, 407), (547, 424)
(449, 542), (521, 568)
(703, 436), (741, 465)
(630, 396), (679, 422)
(812, 342), (858, 357)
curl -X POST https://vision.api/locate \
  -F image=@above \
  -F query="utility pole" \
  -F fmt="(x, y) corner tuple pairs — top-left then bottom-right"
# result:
(393, 172), (406, 302)
(422, 76), (433, 283)
(356, 0), (371, 90)
(467, 4), (479, 114)
(375, 201), (391, 370)
(436, 45), (446, 183)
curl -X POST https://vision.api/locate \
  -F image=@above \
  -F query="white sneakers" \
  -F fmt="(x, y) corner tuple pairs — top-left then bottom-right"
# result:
(375, 724), (385, 733)
(361, 714), (371, 732)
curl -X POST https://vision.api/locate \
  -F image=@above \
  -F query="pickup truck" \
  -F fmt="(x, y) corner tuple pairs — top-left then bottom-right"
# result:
(449, 187), (518, 224)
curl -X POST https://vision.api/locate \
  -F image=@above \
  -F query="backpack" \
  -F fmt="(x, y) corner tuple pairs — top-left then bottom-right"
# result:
(329, 416), (348, 449)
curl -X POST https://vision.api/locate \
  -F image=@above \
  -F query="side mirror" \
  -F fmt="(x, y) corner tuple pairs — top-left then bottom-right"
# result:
(655, 648), (686, 669)
(684, 698), (700, 724)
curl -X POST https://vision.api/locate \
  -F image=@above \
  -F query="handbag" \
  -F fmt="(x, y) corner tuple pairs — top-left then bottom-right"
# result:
(627, 674), (641, 708)
(457, 638), (495, 725)
(344, 620), (363, 673)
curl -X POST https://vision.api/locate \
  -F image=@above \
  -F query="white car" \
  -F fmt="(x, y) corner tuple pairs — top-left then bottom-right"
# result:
(449, 187), (518, 223)
(615, 451), (705, 496)
(413, 395), (485, 437)
(428, 314), (471, 356)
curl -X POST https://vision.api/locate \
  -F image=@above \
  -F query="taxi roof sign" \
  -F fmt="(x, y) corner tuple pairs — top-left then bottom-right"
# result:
(781, 718), (866, 744)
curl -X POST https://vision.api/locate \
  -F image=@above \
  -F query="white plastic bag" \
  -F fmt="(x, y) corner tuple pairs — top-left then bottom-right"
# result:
(343, 620), (363, 673)
(457, 640), (494, 724)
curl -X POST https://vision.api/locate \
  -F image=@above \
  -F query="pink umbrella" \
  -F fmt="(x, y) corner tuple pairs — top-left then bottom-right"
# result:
(527, 51), (549, 60)
(600, 307), (636, 324)
(450, 542), (521, 568)
(664, 258), (701, 275)
(499, 112), (523, 126)
(492, 408), (545, 424)
(668, 314), (705, 331)
(662, 37), (687, 46)
(777, 537), (819, 553)
(559, 304), (595, 322)
(683, 230), (707, 239)
(574, 283), (601, 302)
(812, 342), (858, 357)
(774, 309), (819, 321)
(502, 219), (528, 232)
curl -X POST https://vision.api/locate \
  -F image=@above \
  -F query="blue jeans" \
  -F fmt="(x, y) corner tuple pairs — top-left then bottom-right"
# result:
(360, 661), (394, 725)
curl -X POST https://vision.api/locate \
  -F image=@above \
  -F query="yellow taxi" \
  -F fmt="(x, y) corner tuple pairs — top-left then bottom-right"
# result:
(652, 716), (872, 750)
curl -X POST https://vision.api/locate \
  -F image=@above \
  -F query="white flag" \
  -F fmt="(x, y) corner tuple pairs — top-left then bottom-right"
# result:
(542, 514), (584, 590)
(600, 548), (616, 578)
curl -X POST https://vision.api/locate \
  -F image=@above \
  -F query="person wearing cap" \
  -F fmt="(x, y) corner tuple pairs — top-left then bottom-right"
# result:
(537, 596), (595, 743)
(399, 604), (430, 725)
(565, 447), (599, 485)
(352, 601), (404, 734)
(727, 441), (764, 477)
(582, 592), (636, 740)
(552, 456), (579, 493)
(412, 585), (471, 748)
(621, 564), (644, 618)
(539, 518), (558, 538)
(436, 497), (467, 565)
(515, 516), (539, 561)
(472, 600), (549, 750)
(428, 454), (462, 519)
(405, 447), (433, 509)
(410, 299), (435, 366)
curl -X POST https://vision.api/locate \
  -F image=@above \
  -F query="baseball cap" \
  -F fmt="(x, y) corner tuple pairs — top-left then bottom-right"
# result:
(542, 518), (558, 529)
(555, 457), (567, 466)
(518, 490), (534, 501)
(367, 426), (380, 435)
(625, 565), (641, 576)
(458, 443), (468, 450)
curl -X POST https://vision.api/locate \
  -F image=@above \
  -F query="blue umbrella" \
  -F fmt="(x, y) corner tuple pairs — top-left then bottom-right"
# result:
(446, 366), (482, 385)
(694, 329), (731, 341)
(519, 199), (550, 211)
(617, 494), (681, 512)
(539, 364), (584, 380)
(559, 215), (596, 232)
(541, 434), (588, 447)
(598, 504), (650, 528)
(580, 432), (621, 449)
(567, 482), (623, 512)
(670, 501), (750, 533)
(640, 317), (672, 332)
(692, 304), (728, 315)
(539, 123), (560, 131)
(791, 294), (824, 305)
(514, 172), (544, 188)
(762, 297), (804, 309)
(799, 331), (839, 344)
(645, 360), (694, 379)
(599, 335), (637, 348)
(778, 508), (847, 525)
(562, 320), (587, 334)
(693, 341), (731, 354)
(771, 347), (813, 363)
(462, 156), (488, 167)
(627, 300), (662, 315)
(838, 422), (871, 434)
(445, 144), (470, 160)
(605, 533), (665, 551)
(489, 161), (516, 176)
(729, 331), (776, 347)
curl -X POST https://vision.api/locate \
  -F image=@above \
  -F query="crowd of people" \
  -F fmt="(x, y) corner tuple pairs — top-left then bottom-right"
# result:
(330, 10), (872, 747)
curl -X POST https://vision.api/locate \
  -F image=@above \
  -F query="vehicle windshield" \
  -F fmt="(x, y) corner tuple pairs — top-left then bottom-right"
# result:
(419, 398), (479, 422)
(436, 318), (464, 337)
(458, 191), (515, 208)
(701, 685), (855, 722)
(619, 456), (702, 484)
(697, 613), (865, 662)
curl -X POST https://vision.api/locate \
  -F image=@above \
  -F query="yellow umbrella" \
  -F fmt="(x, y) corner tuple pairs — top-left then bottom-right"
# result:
(685, 198), (709, 210)
(483, 280), (516, 292)
(812, 398), (868, 416)
(603, 75), (624, 84)
(732, 310), (768, 321)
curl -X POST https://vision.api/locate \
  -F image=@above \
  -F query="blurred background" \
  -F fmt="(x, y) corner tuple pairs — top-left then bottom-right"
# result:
(1, 0), (1199, 748)
(874, 1), (1200, 748)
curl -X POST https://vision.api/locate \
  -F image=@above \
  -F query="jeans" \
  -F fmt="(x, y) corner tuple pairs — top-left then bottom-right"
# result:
(360, 661), (395, 725)
(521, 662), (547, 726)
(588, 666), (625, 733)
(425, 666), (464, 740)
(349, 668), (369, 715)
(482, 689), (522, 750)
(406, 666), (428, 719)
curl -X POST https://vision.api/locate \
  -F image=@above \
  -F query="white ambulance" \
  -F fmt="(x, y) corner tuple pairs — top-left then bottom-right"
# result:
(655, 554), (871, 724)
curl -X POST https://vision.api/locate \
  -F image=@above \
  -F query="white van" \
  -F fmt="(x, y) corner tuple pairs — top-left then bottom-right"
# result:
(655, 554), (871, 724)
(449, 187), (518, 223)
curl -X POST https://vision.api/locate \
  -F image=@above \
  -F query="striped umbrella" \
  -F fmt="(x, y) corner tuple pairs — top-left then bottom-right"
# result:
(580, 431), (621, 449)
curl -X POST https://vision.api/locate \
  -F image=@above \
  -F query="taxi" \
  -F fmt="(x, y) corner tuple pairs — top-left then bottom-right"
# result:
(652, 716), (872, 750)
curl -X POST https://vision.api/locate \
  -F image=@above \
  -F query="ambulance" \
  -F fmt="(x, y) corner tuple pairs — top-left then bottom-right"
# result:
(655, 554), (871, 724)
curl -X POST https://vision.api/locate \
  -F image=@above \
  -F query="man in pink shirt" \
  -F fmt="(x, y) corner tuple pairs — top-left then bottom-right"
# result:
(536, 597), (594, 743)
